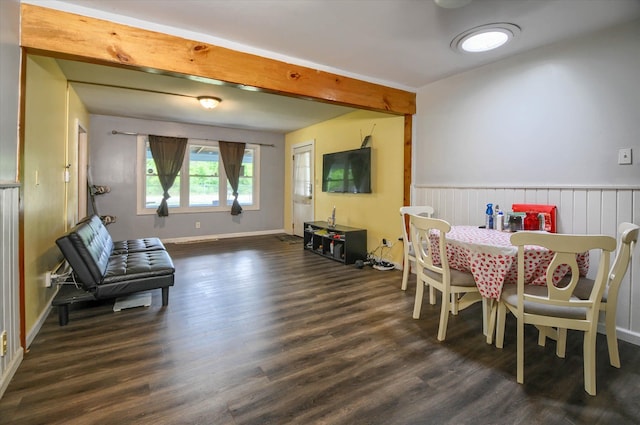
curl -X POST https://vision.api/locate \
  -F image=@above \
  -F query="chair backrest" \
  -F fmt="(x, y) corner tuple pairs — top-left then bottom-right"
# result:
(55, 215), (114, 289)
(400, 206), (434, 248)
(606, 222), (639, 301)
(409, 215), (451, 285)
(510, 232), (616, 316)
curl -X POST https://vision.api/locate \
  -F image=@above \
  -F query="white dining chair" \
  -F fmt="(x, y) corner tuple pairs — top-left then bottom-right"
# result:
(495, 231), (616, 396)
(410, 215), (480, 341)
(399, 206), (434, 292)
(544, 222), (639, 367)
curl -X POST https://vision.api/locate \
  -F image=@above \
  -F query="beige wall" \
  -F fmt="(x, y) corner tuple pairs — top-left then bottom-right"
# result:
(285, 110), (405, 265)
(23, 55), (89, 340)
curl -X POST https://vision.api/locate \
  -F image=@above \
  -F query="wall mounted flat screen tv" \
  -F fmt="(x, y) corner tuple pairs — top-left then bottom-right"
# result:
(322, 147), (371, 193)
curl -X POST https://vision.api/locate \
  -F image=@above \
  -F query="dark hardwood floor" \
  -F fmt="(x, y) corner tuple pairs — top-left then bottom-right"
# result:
(2, 235), (640, 425)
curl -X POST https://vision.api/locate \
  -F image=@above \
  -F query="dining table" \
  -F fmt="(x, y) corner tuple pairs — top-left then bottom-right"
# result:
(429, 225), (590, 343)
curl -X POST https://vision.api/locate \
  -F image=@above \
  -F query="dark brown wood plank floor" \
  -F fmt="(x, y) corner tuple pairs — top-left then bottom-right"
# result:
(2, 235), (640, 425)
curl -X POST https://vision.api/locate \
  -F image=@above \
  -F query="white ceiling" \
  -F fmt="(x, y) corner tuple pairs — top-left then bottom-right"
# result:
(31, 0), (640, 133)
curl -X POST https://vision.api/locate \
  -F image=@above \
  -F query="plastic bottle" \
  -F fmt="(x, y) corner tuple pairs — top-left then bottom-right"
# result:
(495, 205), (504, 231)
(485, 203), (494, 229)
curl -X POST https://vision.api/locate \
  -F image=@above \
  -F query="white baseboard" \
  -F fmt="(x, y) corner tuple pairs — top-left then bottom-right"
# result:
(27, 290), (58, 348)
(599, 323), (640, 347)
(0, 347), (24, 400)
(163, 228), (286, 244)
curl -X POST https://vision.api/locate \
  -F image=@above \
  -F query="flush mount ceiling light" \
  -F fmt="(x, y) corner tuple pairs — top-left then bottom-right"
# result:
(198, 96), (222, 109)
(451, 23), (520, 53)
(434, 0), (472, 8)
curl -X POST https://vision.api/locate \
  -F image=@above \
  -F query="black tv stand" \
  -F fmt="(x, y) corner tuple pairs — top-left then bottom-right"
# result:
(303, 221), (367, 265)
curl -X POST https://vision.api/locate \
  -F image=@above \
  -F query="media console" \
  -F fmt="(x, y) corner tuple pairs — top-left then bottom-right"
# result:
(303, 221), (367, 265)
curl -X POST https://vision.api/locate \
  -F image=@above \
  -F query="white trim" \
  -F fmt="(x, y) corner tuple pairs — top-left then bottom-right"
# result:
(26, 302), (54, 348)
(162, 228), (286, 244)
(0, 347), (23, 400)
(291, 140), (315, 236)
(601, 324), (640, 347)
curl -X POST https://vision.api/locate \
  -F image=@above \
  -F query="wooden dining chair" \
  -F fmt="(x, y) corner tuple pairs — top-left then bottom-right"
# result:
(410, 215), (479, 341)
(546, 222), (639, 367)
(495, 232), (616, 396)
(399, 206), (434, 292)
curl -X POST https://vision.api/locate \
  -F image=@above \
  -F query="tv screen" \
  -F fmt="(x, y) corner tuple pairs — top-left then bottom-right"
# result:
(322, 147), (371, 193)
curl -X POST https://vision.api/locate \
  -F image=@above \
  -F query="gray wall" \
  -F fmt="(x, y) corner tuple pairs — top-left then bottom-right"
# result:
(0, 0), (20, 182)
(415, 19), (640, 188)
(89, 115), (285, 241)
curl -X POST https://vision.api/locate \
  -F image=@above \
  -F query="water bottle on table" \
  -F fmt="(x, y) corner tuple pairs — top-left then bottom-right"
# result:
(485, 203), (494, 229)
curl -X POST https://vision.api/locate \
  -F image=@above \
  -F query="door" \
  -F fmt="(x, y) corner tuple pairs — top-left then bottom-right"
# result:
(292, 141), (314, 237)
(66, 121), (87, 230)
(77, 124), (88, 223)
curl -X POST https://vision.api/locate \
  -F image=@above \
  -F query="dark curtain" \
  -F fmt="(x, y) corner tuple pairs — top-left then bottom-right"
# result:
(148, 135), (188, 217)
(219, 140), (246, 215)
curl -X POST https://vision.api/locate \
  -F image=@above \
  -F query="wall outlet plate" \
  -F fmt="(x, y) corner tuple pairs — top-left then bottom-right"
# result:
(1, 330), (7, 357)
(618, 148), (632, 165)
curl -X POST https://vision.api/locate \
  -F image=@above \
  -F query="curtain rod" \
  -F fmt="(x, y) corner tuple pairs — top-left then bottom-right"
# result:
(110, 130), (275, 147)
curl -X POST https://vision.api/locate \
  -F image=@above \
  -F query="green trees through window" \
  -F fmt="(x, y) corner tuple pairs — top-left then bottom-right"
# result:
(141, 139), (258, 212)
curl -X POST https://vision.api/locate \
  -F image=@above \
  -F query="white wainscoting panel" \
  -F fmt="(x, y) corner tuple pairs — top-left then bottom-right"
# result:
(413, 185), (640, 345)
(0, 185), (23, 399)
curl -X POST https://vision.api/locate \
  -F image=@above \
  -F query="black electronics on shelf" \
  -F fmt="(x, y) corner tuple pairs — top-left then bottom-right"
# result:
(303, 221), (367, 265)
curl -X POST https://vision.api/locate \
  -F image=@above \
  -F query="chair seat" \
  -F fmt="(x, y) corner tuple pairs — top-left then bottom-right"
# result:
(410, 214), (479, 341)
(502, 284), (587, 320)
(424, 267), (476, 287)
(572, 277), (609, 302)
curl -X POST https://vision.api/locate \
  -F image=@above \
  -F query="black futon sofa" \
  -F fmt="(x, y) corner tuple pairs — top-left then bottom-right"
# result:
(54, 215), (175, 325)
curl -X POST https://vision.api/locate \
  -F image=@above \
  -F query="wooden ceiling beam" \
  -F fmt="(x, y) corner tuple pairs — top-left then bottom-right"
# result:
(20, 4), (416, 116)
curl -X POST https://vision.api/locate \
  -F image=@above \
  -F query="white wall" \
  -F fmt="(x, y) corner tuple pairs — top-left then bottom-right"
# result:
(414, 20), (640, 344)
(0, 0), (20, 182)
(415, 19), (639, 188)
(89, 115), (286, 242)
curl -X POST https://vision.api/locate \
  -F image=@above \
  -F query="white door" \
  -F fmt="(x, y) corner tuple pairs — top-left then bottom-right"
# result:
(76, 124), (88, 224)
(292, 141), (314, 237)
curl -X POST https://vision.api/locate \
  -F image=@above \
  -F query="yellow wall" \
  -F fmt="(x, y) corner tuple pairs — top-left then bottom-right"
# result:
(284, 110), (405, 265)
(22, 55), (89, 337)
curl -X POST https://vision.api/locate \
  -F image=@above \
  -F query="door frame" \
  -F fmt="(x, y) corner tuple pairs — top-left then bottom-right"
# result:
(291, 140), (315, 236)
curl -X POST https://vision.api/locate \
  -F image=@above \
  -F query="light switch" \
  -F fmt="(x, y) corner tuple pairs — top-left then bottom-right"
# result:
(618, 148), (632, 165)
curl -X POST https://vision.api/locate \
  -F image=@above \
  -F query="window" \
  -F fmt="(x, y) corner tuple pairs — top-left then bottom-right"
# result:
(137, 136), (259, 214)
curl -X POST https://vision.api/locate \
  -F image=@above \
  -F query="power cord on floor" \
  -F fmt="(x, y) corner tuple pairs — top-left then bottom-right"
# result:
(355, 242), (396, 270)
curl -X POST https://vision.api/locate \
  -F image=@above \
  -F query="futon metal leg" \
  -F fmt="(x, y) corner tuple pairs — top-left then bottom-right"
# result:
(162, 287), (169, 306)
(58, 305), (69, 326)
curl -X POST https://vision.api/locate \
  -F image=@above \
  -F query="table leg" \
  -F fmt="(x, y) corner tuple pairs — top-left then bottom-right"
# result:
(483, 297), (498, 344)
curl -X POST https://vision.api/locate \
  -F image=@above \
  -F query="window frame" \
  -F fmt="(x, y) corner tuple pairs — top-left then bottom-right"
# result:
(136, 136), (260, 215)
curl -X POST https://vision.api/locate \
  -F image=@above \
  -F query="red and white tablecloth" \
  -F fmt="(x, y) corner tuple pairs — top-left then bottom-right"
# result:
(429, 226), (589, 299)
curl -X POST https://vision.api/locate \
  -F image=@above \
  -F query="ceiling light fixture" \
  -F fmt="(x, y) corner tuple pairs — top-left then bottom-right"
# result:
(451, 23), (520, 53)
(198, 96), (222, 109)
(434, 0), (472, 9)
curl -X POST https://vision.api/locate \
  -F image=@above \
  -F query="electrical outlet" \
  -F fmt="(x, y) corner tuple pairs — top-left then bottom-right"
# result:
(382, 238), (392, 247)
(1, 330), (7, 357)
(45, 271), (52, 288)
(195, 221), (201, 229)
